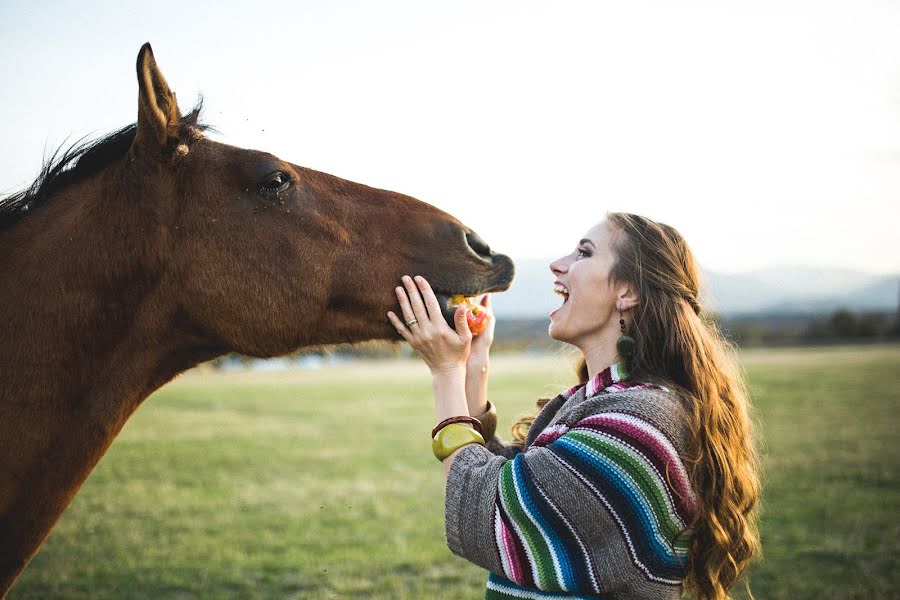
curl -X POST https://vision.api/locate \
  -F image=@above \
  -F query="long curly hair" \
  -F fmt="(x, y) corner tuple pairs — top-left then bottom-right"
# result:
(512, 212), (761, 599)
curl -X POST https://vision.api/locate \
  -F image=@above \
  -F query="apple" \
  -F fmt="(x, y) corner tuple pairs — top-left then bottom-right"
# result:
(450, 294), (489, 336)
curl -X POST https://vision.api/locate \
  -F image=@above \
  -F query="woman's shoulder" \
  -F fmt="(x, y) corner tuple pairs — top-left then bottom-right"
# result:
(563, 384), (691, 447)
(604, 384), (686, 413)
(581, 381), (684, 410)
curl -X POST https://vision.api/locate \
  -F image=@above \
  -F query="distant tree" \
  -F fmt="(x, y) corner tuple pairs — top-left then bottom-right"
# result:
(887, 318), (900, 339)
(856, 312), (887, 338)
(801, 319), (828, 341)
(828, 309), (857, 338)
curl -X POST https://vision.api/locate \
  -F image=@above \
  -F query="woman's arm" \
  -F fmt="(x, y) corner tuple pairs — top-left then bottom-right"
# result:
(465, 357), (489, 417)
(465, 294), (493, 422)
(432, 369), (475, 477)
(386, 275), (478, 476)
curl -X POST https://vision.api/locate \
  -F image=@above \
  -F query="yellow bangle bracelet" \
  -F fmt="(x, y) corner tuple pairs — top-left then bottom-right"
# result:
(432, 423), (486, 462)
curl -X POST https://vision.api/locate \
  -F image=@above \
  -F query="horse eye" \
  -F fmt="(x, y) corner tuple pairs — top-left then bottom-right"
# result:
(258, 171), (293, 194)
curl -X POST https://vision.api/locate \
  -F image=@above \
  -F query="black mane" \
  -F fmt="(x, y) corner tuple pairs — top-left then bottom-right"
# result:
(0, 102), (207, 231)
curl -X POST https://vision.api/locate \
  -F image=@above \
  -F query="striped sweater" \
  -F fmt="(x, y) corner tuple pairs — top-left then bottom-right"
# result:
(445, 362), (698, 599)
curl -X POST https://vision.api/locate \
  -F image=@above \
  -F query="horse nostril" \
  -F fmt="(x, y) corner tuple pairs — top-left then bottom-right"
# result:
(466, 231), (492, 258)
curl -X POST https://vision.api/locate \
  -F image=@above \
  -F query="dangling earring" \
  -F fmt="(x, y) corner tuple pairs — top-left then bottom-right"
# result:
(616, 309), (635, 358)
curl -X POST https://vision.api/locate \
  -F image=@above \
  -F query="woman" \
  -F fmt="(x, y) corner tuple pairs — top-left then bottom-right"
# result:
(387, 213), (760, 600)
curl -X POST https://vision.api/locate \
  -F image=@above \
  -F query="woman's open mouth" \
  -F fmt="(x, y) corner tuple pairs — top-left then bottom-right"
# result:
(554, 283), (569, 303)
(550, 283), (569, 318)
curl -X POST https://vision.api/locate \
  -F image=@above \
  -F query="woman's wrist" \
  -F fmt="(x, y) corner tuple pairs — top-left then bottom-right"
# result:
(466, 350), (489, 371)
(432, 365), (466, 383)
(465, 352), (489, 409)
(431, 368), (469, 420)
(465, 374), (489, 416)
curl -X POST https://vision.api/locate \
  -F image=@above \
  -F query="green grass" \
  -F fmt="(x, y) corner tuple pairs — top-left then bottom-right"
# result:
(10, 345), (899, 599)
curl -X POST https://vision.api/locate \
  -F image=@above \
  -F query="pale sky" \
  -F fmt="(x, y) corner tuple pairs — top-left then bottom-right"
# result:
(2, 0), (898, 274)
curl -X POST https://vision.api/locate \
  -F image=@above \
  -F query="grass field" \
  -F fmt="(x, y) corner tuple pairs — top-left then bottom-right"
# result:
(10, 345), (900, 599)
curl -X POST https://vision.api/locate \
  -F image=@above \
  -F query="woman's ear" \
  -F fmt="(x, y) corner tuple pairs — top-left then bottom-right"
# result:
(615, 287), (639, 311)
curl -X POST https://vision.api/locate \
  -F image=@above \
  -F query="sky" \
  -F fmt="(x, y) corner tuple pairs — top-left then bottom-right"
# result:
(1, 0), (898, 275)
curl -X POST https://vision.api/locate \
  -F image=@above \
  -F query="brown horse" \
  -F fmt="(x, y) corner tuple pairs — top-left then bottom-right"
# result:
(0, 43), (514, 596)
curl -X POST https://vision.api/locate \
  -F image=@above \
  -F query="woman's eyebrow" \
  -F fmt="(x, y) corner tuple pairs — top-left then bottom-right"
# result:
(579, 239), (596, 247)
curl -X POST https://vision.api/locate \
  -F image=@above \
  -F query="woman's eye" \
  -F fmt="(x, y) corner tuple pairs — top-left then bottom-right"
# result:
(259, 172), (293, 194)
(577, 248), (591, 258)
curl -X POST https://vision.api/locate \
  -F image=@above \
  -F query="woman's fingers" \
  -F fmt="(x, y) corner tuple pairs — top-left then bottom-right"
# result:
(386, 310), (412, 340)
(395, 275), (464, 339)
(402, 276), (430, 325)
(415, 276), (444, 321)
(395, 284), (418, 329)
(389, 276), (472, 373)
(454, 305), (472, 340)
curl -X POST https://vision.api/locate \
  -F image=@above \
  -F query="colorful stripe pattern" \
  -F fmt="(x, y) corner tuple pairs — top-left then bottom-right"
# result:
(554, 362), (669, 405)
(548, 413), (696, 582)
(486, 572), (604, 600)
(490, 362), (696, 596)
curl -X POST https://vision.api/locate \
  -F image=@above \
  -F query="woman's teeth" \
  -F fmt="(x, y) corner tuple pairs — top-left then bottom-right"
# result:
(554, 284), (569, 303)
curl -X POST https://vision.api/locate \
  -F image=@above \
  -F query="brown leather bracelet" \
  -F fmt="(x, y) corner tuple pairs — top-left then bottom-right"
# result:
(432, 416), (483, 439)
(472, 401), (497, 443)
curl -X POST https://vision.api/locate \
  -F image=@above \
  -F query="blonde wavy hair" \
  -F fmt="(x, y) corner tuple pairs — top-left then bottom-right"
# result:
(512, 212), (761, 600)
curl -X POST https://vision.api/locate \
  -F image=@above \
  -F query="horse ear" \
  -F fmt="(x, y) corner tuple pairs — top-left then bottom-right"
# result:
(135, 43), (181, 148)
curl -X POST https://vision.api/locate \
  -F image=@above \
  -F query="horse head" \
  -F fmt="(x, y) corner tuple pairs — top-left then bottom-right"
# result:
(131, 43), (514, 358)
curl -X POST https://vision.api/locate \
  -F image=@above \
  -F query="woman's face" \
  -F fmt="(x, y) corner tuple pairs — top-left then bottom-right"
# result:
(548, 220), (626, 349)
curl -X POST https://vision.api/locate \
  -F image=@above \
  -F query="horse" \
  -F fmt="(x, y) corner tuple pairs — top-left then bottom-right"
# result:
(0, 43), (514, 596)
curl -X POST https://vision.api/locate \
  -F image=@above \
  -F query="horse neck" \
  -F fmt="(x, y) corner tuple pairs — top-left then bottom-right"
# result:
(1, 172), (174, 396)
(0, 177), (221, 591)
(0, 171), (222, 455)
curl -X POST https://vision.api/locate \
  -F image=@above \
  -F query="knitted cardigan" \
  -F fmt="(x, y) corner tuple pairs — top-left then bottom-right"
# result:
(444, 363), (698, 599)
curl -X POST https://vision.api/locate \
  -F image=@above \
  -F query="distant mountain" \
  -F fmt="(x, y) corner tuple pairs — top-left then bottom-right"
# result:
(752, 275), (899, 315)
(489, 259), (898, 318)
(706, 268), (898, 314)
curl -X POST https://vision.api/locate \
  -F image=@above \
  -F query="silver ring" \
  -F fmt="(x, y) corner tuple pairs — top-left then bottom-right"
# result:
(406, 318), (418, 327)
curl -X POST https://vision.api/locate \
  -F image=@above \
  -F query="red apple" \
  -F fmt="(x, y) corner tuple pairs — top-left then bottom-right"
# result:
(450, 294), (489, 336)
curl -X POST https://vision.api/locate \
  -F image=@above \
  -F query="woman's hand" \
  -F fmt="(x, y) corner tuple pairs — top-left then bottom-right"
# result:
(387, 275), (473, 375)
(464, 294), (494, 415)
(467, 294), (495, 368)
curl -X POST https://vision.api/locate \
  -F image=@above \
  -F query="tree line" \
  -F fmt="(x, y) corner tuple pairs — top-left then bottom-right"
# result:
(210, 307), (899, 369)
(723, 308), (899, 347)
(488, 308), (900, 351)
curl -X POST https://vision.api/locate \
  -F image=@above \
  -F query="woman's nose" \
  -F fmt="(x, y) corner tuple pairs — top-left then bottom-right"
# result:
(550, 256), (568, 275)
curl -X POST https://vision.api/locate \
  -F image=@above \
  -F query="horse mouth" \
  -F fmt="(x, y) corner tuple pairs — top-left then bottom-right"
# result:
(432, 255), (516, 327)
(434, 287), (504, 328)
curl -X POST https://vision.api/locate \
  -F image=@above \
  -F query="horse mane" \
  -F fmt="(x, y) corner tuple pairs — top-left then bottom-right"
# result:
(0, 101), (208, 232)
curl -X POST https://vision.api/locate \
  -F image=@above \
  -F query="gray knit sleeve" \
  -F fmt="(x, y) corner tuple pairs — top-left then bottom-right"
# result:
(484, 435), (522, 459)
(444, 444), (507, 574)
